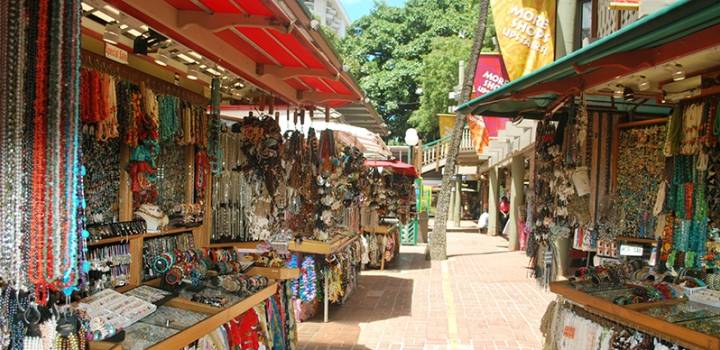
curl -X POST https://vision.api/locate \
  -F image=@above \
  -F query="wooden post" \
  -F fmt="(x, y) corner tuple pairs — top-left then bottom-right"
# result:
(487, 166), (499, 236)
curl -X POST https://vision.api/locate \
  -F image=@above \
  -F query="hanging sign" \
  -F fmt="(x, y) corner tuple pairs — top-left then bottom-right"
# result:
(466, 53), (510, 155)
(105, 43), (128, 64)
(490, 0), (556, 80)
(620, 244), (644, 256)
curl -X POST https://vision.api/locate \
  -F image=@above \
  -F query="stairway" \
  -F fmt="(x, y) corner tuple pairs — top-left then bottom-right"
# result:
(420, 127), (473, 174)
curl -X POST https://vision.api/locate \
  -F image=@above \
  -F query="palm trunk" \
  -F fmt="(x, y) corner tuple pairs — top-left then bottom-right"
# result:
(429, 0), (491, 260)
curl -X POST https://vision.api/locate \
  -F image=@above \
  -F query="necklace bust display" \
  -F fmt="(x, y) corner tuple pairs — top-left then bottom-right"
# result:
(135, 204), (169, 232)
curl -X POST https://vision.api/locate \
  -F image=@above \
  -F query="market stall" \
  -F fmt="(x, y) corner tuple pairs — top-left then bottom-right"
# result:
(455, 2), (720, 349)
(361, 160), (417, 270)
(0, 0), (384, 349)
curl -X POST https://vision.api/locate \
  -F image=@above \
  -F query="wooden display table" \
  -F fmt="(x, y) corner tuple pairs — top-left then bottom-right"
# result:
(90, 283), (278, 350)
(363, 225), (398, 270)
(550, 281), (720, 350)
(288, 234), (360, 323)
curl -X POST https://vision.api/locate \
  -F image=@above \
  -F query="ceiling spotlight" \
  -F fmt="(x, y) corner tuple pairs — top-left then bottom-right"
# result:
(623, 87), (635, 101)
(186, 65), (199, 80)
(612, 84), (624, 99)
(637, 75), (650, 91)
(670, 64), (686, 81)
(103, 22), (121, 45)
(233, 82), (245, 89)
(310, 19), (320, 30)
(154, 48), (169, 66)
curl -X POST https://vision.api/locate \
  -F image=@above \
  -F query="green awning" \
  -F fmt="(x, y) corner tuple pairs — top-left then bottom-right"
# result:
(457, 0), (720, 117)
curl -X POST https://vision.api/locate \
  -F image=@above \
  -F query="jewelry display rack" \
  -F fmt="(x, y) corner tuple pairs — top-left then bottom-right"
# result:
(363, 224), (400, 271)
(289, 234), (361, 323)
(550, 281), (720, 350)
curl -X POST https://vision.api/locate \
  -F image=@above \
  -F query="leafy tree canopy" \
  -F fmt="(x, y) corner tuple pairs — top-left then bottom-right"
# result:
(340, 0), (495, 141)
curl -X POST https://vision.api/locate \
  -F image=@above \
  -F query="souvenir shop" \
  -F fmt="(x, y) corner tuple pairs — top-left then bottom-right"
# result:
(0, 0), (411, 349)
(457, 3), (720, 349)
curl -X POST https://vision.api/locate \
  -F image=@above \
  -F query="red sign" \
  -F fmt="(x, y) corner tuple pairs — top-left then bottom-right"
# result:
(105, 43), (128, 65)
(471, 54), (509, 138)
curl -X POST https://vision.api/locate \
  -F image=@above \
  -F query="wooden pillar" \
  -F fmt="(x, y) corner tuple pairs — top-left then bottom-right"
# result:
(487, 166), (499, 236)
(508, 154), (525, 251)
(453, 175), (462, 227)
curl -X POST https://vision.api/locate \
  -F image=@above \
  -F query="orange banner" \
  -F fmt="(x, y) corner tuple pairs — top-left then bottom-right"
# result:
(490, 0), (556, 80)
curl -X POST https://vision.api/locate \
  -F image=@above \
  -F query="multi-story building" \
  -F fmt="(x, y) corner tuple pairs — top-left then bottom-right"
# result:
(303, 0), (351, 37)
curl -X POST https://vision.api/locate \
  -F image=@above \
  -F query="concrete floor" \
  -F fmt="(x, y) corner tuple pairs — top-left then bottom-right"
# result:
(297, 231), (554, 350)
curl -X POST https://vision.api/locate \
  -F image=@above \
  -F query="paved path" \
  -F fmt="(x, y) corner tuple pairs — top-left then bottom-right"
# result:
(297, 232), (554, 350)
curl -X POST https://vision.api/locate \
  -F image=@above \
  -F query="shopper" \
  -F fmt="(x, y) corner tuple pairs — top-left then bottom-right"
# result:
(477, 210), (489, 234)
(499, 196), (510, 235)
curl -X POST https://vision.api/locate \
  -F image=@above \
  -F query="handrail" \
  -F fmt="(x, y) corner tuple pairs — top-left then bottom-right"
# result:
(422, 135), (451, 149)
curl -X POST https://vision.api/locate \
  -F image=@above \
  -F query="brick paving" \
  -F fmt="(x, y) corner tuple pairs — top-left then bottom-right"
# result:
(297, 231), (555, 350)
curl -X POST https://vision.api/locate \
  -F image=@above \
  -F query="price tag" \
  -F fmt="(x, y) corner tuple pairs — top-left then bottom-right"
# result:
(620, 244), (643, 256)
(563, 326), (575, 339)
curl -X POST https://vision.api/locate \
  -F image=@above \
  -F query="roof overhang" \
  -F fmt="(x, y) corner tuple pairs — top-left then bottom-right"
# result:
(105, 0), (364, 107)
(457, 0), (720, 119)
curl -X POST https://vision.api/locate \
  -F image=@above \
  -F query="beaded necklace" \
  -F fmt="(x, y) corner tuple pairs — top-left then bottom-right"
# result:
(29, 0), (51, 303)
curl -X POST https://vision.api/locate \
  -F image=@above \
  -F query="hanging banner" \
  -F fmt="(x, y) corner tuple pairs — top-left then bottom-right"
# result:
(437, 114), (456, 138)
(467, 53), (509, 155)
(490, 0), (556, 80)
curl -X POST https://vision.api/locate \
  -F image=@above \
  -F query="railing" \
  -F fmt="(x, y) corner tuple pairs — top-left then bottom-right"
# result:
(419, 127), (474, 173)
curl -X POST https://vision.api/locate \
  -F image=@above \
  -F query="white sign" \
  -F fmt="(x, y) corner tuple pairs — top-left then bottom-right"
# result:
(620, 244), (643, 256)
(105, 43), (128, 64)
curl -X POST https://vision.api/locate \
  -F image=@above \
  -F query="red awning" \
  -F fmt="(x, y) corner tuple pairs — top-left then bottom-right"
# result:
(365, 160), (417, 178)
(108, 0), (362, 107)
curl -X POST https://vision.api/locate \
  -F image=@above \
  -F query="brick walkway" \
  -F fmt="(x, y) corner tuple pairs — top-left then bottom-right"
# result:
(297, 232), (555, 350)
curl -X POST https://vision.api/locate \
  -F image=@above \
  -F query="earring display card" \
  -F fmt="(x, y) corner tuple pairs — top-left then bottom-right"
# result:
(121, 322), (179, 350)
(642, 301), (720, 323)
(156, 140), (187, 214)
(138, 306), (208, 330)
(82, 135), (121, 225)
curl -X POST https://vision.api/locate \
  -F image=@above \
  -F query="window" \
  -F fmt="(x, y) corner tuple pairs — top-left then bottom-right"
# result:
(575, 0), (594, 50)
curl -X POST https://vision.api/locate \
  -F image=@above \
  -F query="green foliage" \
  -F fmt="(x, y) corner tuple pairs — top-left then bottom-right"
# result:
(340, 0), (495, 141)
(408, 36), (471, 140)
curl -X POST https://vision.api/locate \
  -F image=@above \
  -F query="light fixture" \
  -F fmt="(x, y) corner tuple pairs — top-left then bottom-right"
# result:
(637, 75), (650, 91)
(670, 64), (686, 81)
(102, 22), (121, 45)
(612, 84), (624, 99)
(186, 65), (199, 80)
(154, 48), (169, 66)
(623, 87), (635, 101)
(176, 53), (195, 64)
(310, 19), (320, 30)
(404, 128), (419, 146)
(233, 82), (244, 89)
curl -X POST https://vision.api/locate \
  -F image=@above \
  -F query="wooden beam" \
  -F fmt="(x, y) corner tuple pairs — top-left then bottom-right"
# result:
(300, 92), (357, 104)
(177, 11), (289, 33)
(108, 0), (300, 104)
(256, 64), (337, 80)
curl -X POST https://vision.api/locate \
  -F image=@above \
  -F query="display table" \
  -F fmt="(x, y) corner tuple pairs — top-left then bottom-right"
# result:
(89, 283), (278, 350)
(363, 225), (399, 270)
(550, 281), (720, 350)
(289, 234), (360, 323)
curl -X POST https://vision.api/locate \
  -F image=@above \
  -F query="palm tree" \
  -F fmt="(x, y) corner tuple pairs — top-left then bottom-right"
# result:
(429, 0), (491, 260)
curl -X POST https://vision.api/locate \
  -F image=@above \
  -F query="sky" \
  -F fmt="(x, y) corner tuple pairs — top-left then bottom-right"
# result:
(340, 0), (408, 22)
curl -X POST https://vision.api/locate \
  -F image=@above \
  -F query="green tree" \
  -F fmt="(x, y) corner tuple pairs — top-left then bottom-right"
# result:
(408, 36), (472, 140)
(340, 0), (487, 139)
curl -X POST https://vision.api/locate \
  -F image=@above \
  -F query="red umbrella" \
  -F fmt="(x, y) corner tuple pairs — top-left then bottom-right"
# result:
(364, 159), (417, 177)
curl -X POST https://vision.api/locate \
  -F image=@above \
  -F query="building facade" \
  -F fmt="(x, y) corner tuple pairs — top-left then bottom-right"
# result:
(303, 0), (351, 38)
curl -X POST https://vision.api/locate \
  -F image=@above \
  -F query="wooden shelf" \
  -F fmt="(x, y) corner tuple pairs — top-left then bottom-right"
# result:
(289, 234), (359, 255)
(363, 225), (397, 235)
(146, 283), (277, 350)
(550, 281), (720, 350)
(87, 234), (143, 247)
(207, 241), (263, 249)
(143, 227), (195, 239)
(615, 236), (657, 245)
(88, 283), (278, 350)
(248, 267), (299, 280)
